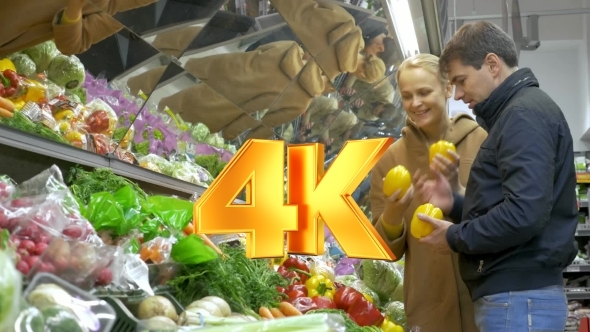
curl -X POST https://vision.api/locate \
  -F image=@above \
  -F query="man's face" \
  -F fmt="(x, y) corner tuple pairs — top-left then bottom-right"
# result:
(364, 34), (386, 56)
(447, 59), (496, 110)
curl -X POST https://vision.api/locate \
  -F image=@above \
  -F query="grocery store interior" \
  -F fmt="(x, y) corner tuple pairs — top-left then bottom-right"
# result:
(1, 0), (590, 331)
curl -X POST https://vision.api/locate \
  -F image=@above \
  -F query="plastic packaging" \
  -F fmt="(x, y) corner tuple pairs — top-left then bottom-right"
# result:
(0, 247), (22, 331)
(28, 237), (123, 290)
(139, 236), (175, 264)
(23, 272), (116, 332)
(84, 99), (118, 137)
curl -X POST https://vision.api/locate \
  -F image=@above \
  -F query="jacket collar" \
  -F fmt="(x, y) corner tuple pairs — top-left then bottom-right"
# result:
(402, 112), (480, 152)
(473, 68), (538, 131)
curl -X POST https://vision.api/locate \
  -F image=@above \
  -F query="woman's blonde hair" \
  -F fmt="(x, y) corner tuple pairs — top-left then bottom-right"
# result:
(396, 53), (448, 87)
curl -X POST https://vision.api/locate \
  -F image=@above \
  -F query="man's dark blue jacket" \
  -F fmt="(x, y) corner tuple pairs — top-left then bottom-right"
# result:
(447, 68), (579, 301)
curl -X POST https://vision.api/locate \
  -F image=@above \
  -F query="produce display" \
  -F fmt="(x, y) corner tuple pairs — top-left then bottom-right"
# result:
(0, 43), (237, 187)
(0, 161), (416, 331)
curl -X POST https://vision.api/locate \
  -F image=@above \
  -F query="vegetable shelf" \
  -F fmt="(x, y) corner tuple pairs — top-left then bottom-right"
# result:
(0, 123), (233, 200)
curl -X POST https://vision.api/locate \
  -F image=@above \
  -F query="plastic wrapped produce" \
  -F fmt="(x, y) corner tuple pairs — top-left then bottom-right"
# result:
(356, 259), (402, 303)
(8, 53), (36, 77)
(47, 55), (85, 90)
(23, 41), (59, 73)
(0, 245), (22, 331)
(383, 301), (406, 328)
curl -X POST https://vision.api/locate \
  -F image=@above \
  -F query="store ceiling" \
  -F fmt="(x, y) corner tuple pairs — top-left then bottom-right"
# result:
(446, 0), (586, 40)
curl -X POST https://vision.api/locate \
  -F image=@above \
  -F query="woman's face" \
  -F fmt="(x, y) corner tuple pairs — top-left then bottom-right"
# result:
(364, 34), (386, 56)
(398, 67), (451, 129)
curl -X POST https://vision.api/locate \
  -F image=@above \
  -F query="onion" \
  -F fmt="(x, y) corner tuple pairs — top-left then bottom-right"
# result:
(142, 316), (177, 329)
(200, 296), (231, 316)
(186, 299), (222, 317)
(137, 296), (178, 321)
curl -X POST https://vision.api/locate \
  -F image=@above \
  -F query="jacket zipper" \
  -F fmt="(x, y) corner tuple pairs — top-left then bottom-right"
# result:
(477, 260), (484, 273)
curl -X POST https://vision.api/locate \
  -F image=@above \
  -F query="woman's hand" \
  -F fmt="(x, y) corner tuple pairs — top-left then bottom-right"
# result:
(381, 183), (414, 227)
(431, 150), (462, 192)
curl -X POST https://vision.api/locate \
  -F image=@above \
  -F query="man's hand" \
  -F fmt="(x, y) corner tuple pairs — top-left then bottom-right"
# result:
(413, 167), (454, 214)
(417, 213), (453, 254)
(431, 151), (462, 192)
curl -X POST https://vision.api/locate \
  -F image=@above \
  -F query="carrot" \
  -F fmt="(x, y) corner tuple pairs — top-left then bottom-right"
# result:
(279, 302), (302, 316)
(0, 97), (14, 112)
(183, 222), (195, 235)
(0, 107), (13, 118)
(270, 308), (285, 318)
(198, 233), (225, 258)
(258, 306), (274, 319)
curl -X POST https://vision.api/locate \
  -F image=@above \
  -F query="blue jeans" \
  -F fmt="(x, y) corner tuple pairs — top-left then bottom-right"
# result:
(473, 286), (568, 332)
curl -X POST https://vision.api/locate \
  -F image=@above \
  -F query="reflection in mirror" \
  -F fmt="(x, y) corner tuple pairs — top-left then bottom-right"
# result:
(0, 21), (173, 165)
(270, 0), (403, 99)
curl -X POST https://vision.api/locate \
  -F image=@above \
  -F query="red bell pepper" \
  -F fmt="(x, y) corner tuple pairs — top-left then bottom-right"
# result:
(287, 297), (318, 314)
(334, 286), (364, 311)
(280, 257), (311, 283)
(287, 289), (307, 299)
(347, 297), (384, 327)
(287, 284), (308, 296)
(312, 296), (337, 309)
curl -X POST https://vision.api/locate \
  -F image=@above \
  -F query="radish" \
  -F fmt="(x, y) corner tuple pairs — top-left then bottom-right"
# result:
(39, 262), (55, 273)
(25, 255), (40, 268)
(19, 240), (35, 252)
(34, 242), (48, 255)
(95, 268), (113, 286)
(16, 260), (30, 274)
(37, 233), (52, 244)
(17, 248), (29, 258)
(11, 198), (34, 208)
(62, 226), (83, 239)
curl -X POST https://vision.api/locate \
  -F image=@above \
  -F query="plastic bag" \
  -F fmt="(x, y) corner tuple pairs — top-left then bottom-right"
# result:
(384, 300), (406, 328)
(138, 154), (174, 175)
(170, 161), (213, 187)
(144, 196), (193, 235)
(170, 234), (218, 265)
(29, 237), (123, 289)
(139, 236), (175, 264)
(22, 272), (116, 332)
(356, 259), (403, 303)
(85, 99), (118, 137)
(0, 246), (22, 331)
(350, 280), (381, 307)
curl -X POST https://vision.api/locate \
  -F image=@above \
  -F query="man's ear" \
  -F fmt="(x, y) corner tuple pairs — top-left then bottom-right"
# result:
(445, 83), (453, 99)
(484, 53), (501, 77)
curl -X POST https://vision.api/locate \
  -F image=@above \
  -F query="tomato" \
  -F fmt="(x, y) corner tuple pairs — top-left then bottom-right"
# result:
(85, 110), (111, 133)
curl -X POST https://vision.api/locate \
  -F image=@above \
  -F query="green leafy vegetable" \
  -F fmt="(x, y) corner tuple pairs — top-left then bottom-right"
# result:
(8, 53), (36, 76)
(194, 154), (227, 178)
(169, 244), (287, 317)
(23, 40), (59, 73)
(47, 55), (85, 90)
(67, 167), (147, 205)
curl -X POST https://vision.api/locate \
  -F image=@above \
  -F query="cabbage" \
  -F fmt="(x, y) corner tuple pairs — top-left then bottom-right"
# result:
(204, 133), (224, 149)
(191, 122), (210, 142)
(384, 301), (406, 328)
(357, 259), (402, 303)
(391, 281), (403, 303)
(23, 41), (59, 73)
(8, 53), (36, 76)
(47, 55), (85, 90)
(0, 247), (21, 330)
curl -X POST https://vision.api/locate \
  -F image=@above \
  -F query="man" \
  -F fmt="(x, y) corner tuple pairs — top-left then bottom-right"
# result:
(414, 21), (577, 332)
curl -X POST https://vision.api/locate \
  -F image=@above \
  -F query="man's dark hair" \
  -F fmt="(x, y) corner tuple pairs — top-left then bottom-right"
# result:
(379, 37), (397, 68)
(439, 21), (518, 74)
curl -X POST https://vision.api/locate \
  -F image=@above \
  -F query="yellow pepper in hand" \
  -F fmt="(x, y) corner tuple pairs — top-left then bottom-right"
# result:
(411, 203), (443, 239)
(305, 274), (335, 299)
(429, 140), (456, 164)
(0, 58), (16, 72)
(383, 165), (411, 199)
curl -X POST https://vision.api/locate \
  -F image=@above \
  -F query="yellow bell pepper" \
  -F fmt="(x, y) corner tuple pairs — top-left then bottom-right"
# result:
(23, 79), (47, 103)
(429, 140), (456, 164)
(410, 203), (443, 239)
(0, 58), (16, 72)
(363, 293), (374, 303)
(381, 318), (399, 332)
(54, 110), (76, 121)
(11, 98), (25, 111)
(305, 274), (335, 299)
(383, 165), (411, 199)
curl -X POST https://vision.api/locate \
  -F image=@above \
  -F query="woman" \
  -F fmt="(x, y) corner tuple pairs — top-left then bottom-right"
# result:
(0, 0), (156, 57)
(369, 54), (487, 332)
